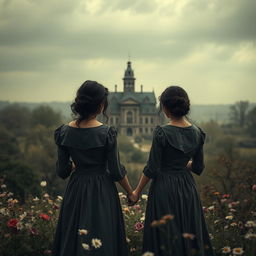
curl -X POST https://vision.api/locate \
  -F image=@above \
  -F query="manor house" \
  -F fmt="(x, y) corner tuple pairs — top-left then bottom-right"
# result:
(108, 61), (159, 136)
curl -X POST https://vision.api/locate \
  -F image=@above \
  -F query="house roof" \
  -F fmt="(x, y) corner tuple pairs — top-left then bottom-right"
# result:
(108, 91), (157, 114)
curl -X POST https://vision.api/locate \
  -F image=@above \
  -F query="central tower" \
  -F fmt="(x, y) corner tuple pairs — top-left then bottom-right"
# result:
(123, 61), (136, 93)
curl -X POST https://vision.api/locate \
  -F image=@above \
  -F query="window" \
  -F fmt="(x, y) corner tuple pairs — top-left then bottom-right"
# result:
(145, 117), (148, 124)
(145, 127), (148, 133)
(127, 111), (133, 124)
(140, 117), (142, 124)
(151, 117), (154, 123)
(110, 117), (113, 124)
(139, 128), (143, 133)
(116, 117), (119, 124)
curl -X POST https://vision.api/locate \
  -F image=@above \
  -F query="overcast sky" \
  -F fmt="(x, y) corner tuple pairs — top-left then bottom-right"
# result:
(0, 0), (255, 104)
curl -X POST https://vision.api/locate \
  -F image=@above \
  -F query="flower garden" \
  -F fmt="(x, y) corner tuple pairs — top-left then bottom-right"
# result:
(0, 178), (256, 256)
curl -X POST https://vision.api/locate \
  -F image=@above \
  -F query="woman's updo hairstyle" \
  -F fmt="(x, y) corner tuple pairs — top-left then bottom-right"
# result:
(159, 86), (190, 117)
(71, 80), (109, 126)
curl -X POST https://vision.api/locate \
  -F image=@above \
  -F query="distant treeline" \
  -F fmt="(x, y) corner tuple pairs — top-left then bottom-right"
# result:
(1, 100), (255, 123)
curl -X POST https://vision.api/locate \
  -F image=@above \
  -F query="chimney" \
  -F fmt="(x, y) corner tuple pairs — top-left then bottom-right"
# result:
(115, 84), (117, 92)
(141, 85), (143, 93)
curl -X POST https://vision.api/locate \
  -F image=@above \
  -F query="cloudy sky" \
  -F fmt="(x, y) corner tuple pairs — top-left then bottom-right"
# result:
(0, 0), (255, 104)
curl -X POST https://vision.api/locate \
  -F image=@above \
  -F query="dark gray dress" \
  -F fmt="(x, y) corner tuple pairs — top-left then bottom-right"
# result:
(142, 125), (214, 256)
(52, 124), (128, 256)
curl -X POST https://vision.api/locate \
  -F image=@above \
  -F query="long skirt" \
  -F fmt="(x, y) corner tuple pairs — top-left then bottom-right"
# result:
(52, 171), (128, 256)
(142, 171), (215, 256)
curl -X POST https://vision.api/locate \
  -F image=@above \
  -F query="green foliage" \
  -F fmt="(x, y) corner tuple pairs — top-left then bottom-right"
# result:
(0, 104), (31, 136)
(0, 125), (20, 157)
(0, 157), (40, 202)
(31, 105), (62, 128)
(246, 106), (256, 137)
(0, 104), (66, 199)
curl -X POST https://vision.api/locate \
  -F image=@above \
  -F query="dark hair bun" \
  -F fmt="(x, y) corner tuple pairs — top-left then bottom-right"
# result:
(159, 86), (190, 117)
(71, 80), (109, 125)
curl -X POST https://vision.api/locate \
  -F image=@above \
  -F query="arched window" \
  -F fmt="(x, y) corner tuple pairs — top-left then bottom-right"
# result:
(127, 111), (133, 124)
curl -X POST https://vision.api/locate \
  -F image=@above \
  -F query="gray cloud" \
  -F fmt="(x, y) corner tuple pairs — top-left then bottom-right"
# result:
(0, 0), (255, 103)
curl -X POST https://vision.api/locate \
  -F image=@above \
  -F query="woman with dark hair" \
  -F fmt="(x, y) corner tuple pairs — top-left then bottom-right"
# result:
(52, 80), (133, 256)
(129, 86), (214, 256)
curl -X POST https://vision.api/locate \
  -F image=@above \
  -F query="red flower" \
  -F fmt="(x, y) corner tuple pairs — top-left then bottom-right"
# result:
(7, 218), (18, 229)
(39, 213), (51, 221)
(222, 194), (230, 198)
(134, 222), (144, 231)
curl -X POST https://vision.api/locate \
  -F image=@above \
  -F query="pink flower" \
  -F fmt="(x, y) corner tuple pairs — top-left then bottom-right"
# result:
(222, 194), (230, 198)
(252, 184), (256, 191)
(43, 250), (52, 255)
(134, 222), (144, 231)
(133, 205), (141, 210)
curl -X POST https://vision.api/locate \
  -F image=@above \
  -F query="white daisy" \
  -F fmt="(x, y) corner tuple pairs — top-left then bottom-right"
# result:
(222, 246), (231, 253)
(245, 220), (256, 227)
(142, 252), (154, 256)
(141, 194), (148, 200)
(232, 247), (244, 255)
(78, 229), (88, 235)
(82, 243), (90, 250)
(57, 196), (63, 201)
(40, 181), (47, 187)
(91, 238), (102, 248)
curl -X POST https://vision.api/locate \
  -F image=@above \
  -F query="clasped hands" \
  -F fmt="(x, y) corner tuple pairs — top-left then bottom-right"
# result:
(127, 190), (140, 206)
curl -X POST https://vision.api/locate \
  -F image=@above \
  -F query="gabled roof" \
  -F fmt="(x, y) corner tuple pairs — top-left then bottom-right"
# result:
(109, 92), (156, 103)
(108, 91), (157, 114)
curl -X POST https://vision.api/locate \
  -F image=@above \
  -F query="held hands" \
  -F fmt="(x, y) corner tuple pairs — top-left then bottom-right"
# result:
(127, 191), (140, 206)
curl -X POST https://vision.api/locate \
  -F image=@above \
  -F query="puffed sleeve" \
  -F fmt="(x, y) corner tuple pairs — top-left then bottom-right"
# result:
(106, 126), (127, 182)
(191, 128), (206, 176)
(54, 125), (73, 179)
(143, 126), (164, 179)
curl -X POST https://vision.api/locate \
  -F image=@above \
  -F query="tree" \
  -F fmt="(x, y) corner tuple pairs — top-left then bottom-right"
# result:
(31, 105), (62, 128)
(0, 155), (40, 202)
(0, 125), (21, 157)
(0, 104), (31, 136)
(246, 106), (256, 137)
(229, 101), (249, 127)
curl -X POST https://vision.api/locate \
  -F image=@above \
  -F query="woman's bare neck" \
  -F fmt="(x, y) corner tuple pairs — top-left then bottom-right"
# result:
(168, 117), (192, 128)
(68, 119), (103, 128)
